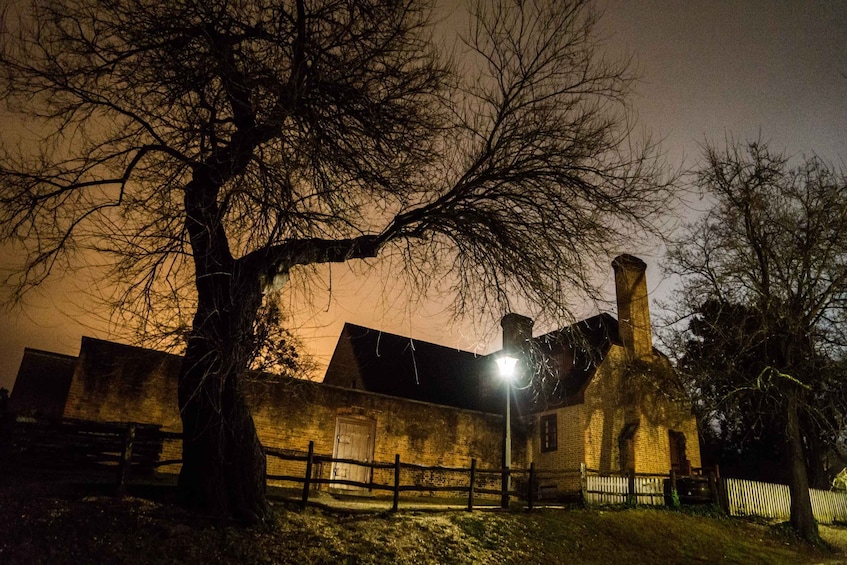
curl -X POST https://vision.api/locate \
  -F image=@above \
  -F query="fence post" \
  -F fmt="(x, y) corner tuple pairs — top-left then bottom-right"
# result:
(116, 422), (136, 498)
(668, 469), (679, 508)
(707, 470), (722, 511)
(467, 458), (476, 512)
(500, 465), (510, 509)
(301, 441), (314, 510)
(626, 469), (636, 507)
(392, 454), (401, 512)
(527, 462), (535, 512)
(580, 463), (587, 507)
(710, 465), (729, 513)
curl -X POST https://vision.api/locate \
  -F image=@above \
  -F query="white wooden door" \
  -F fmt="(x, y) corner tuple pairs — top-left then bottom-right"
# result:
(331, 418), (374, 490)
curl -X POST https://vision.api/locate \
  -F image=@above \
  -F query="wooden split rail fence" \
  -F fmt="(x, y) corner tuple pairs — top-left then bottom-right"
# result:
(1, 416), (182, 495)
(267, 442), (541, 511)
(263, 445), (716, 512)
(8, 417), (845, 523)
(3, 418), (692, 511)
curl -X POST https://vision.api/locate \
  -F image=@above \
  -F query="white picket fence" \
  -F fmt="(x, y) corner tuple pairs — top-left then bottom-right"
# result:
(580, 471), (847, 524)
(584, 474), (664, 506)
(723, 478), (847, 524)
(723, 478), (791, 520)
(811, 488), (847, 524)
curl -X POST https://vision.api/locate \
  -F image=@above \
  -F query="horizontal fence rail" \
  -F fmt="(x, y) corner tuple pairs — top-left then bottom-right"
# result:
(12, 415), (844, 523)
(265, 442), (524, 511)
(2, 417), (167, 471)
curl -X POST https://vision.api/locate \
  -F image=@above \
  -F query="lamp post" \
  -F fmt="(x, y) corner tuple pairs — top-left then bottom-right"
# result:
(496, 355), (517, 508)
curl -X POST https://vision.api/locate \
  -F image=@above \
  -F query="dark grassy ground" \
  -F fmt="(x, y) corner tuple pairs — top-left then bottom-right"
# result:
(0, 476), (844, 564)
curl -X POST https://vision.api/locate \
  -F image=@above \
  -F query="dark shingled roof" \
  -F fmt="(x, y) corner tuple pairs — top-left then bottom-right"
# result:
(323, 323), (502, 413)
(324, 314), (623, 414)
(9, 348), (78, 418)
(520, 313), (621, 411)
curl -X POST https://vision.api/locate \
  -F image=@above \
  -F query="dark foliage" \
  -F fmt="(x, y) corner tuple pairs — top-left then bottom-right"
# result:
(664, 139), (847, 540)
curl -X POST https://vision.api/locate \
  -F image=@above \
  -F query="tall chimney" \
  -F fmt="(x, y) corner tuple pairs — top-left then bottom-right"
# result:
(612, 254), (653, 360)
(501, 313), (534, 357)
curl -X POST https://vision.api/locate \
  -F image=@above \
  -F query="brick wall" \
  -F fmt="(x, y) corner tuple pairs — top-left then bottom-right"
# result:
(61, 337), (507, 492)
(248, 376), (505, 491)
(526, 344), (702, 493)
(63, 337), (183, 431)
(630, 353), (702, 474)
(583, 347), (630, 473)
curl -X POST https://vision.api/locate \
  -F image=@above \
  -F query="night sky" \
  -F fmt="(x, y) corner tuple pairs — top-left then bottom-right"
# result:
(1, 1), (846, 392)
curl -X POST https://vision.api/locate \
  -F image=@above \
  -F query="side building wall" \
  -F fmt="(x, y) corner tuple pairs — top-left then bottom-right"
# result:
(582, 346), (701, 475)
(61, 337), (507, 492)
(526, 344), (702, 496)
(525, 404), (585, 497)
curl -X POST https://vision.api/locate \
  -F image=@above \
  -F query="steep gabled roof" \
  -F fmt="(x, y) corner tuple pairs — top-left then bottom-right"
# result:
(324, 315), (623, 414)
(323, 323), (501, 413)
(520, 313), (621, 411)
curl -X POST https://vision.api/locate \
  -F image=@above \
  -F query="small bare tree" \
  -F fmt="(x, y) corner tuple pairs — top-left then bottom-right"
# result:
(250, 297), (317, 378)
(664, 140), (847, 541)
(0, 0), (672, 520)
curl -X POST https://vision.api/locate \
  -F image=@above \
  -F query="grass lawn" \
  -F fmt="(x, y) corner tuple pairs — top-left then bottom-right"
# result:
(0, 475), (844, 564)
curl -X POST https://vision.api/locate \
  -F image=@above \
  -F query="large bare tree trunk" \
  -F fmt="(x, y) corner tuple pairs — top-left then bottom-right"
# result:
(177, 339), (269, 523)
(176, 275), (270, 522)
(786, 390), (818, 541)
(177, 173), (270, 522)
(801, 416), (829, 490)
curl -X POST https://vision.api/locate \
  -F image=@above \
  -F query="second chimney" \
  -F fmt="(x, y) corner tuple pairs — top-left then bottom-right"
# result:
(501, 313), (534, 357)
(612, 254), (653, 361)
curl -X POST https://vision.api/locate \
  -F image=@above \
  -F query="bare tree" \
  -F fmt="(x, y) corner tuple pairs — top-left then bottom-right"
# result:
(663, 140), (847, 541)
(0, 0), (671, 521)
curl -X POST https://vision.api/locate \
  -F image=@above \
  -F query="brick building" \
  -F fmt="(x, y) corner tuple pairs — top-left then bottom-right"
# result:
(25, 336), (502, 489)
(322, 254), (701, 495)
(522, 255), (700, 489)
(9, 254), (700, 496)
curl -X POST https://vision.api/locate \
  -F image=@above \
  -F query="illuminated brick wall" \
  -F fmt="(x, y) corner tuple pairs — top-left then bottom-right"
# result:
(526, 345), (701, 492)
(63, 337), (183, 431)
(247, 376), (506, 490)
(61, 337), (507, 491)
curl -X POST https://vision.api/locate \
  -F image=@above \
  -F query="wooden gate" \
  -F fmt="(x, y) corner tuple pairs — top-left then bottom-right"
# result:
(331, 417), (375, 490)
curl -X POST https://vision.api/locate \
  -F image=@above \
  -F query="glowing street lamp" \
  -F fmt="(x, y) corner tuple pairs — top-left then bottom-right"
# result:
(496, 355), (518, 508)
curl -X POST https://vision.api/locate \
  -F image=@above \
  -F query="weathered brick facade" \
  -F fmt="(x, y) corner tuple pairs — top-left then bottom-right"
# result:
(525, 346), (701, 492)
(17, 253), (702, 500)
(61, 337), (506, 491)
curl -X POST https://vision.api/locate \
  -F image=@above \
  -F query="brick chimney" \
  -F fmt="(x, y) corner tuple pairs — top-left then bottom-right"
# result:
(500, 313), (534, 357)
(612, 254), (653, 360)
